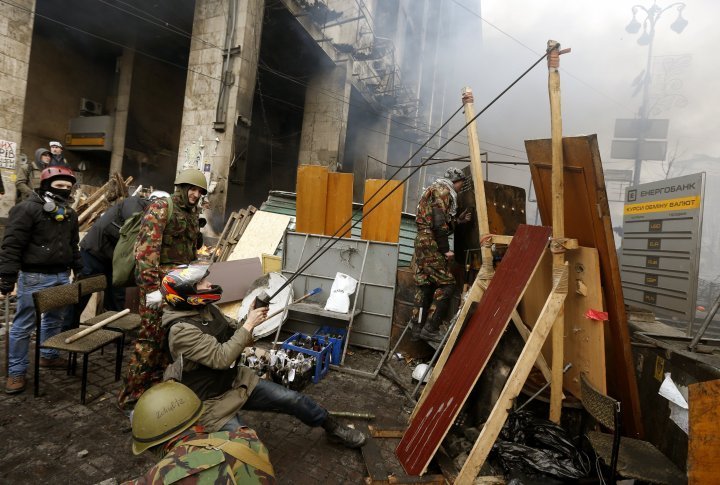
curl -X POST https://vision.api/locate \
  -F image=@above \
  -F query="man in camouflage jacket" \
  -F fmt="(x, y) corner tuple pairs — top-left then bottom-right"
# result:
(411, 167), (470, 345)
(117, 168), (207, 410)
(125, 425), (275, 485)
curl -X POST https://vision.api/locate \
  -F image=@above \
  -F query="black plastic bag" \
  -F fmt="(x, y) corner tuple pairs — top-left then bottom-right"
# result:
(491, 410), (590, 480)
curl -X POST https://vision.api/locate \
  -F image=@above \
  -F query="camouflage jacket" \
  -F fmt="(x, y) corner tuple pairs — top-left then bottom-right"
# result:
(15, 159), (45, 203)
(134, 193), (199, 292)
(124, 426), (275, 485)
(415, 181), (456, 254)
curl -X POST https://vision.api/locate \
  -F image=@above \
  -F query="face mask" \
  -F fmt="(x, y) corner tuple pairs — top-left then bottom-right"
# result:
(48, 187), (72, 200)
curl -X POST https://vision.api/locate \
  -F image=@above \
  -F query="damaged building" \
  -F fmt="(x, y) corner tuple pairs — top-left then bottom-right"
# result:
(0, 0), (469, 230)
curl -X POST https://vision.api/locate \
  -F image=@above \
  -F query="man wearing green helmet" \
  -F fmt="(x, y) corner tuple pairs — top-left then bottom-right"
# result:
(125, 381), (276, 484)
(117, 168), (208, 411)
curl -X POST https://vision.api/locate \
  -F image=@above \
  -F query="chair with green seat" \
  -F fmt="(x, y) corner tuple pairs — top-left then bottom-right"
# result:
(33, 282), (123, 404)
(580, 374), (686, 484)
(77, 275), (141, 348)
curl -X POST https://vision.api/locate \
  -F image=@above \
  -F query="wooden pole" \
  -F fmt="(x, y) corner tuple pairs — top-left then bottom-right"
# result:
(548, 40), (567, 424)
(461, 87), (494, 279)
(64, 309), (130, 344)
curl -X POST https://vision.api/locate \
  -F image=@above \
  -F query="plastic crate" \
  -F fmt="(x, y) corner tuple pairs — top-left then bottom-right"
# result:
(313, 326), (347, 365)
(281, 333), (331, 384)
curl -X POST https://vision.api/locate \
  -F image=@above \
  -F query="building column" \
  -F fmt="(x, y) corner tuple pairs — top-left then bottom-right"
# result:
(109, 47), (134, 175)
(0, 0), (35, 217)
(177, 0), (264, 233)
(298, 63), (352, 170)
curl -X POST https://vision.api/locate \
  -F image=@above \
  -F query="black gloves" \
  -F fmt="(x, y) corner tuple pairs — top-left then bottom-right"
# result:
(0, 274), (17, 295)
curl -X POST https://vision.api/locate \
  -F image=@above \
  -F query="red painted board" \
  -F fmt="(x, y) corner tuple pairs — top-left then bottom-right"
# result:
(396, 224), (551, 475)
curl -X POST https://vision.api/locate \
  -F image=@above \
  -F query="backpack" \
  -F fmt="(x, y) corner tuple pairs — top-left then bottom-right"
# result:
(112, 197), (173, 288)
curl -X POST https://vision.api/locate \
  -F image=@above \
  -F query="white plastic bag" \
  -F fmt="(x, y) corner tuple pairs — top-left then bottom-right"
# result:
(324, 272), (358, 313)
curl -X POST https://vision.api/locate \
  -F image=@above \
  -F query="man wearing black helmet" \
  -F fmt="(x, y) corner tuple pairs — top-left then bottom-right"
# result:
(411, 167), (470, 346)
(158, 263), (367, 449)
(117, 168), (207, 410)
(0, 166), (82, 394)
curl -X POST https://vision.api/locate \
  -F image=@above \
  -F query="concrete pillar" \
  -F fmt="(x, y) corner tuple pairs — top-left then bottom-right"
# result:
(352, 114), (391, 200)
(298, 63), (352, 170)
(177, 0), (264, 233)
(0, 0), (35, 217)
(109, 47), (134, 175)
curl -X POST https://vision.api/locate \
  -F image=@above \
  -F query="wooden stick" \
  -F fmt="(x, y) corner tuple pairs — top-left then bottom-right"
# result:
(78, 195), (106, 225)
(64, 309), (130, 344)
(547, 40), (567, 424)
(455, 264), (568, 483)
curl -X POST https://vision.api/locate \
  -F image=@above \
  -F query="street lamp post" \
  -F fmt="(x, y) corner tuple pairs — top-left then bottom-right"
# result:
(626, 2), (687, 186)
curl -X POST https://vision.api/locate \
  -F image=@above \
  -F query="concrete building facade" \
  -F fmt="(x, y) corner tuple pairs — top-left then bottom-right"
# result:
(0, 0), (448, 226)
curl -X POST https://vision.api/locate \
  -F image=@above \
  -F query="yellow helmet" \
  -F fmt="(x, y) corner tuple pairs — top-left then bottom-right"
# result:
(131, 381), (204, 455)
(174, 168), (208, 194)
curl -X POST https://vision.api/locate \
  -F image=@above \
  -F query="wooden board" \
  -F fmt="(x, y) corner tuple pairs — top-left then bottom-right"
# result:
(227, 211), (292, 261)
(525, 135), (643, 438)
(519, 247), (606, 397)
(361, 179), (404, 243)
(396, 224), (551, 475)
(296, 164), (328, 234)
(455, 264), (568, 483)
(325, 172), (353, 238)
(261, 254), (282, 274)
(208, 258), (263, 303)
(688, 378), (720, 484)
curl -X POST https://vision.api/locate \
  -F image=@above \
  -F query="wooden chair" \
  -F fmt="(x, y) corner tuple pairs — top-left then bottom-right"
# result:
(33, 282), (123, 404)
(77, 275), (141, 349)
(580, 374), (686, 485)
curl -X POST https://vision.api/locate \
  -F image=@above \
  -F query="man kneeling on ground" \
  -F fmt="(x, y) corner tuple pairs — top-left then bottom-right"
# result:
(159, 263), (367, 448)
(126, 380), (276, 484)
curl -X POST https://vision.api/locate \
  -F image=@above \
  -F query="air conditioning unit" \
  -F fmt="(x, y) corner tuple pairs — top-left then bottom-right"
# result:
(79, 97), (103, 116)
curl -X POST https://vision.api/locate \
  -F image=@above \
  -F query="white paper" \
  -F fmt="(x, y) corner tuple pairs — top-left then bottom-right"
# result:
(658, 372), (689, 434)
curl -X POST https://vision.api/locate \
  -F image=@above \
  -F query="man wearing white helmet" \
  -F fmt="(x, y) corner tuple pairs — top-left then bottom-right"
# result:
(48, 141), (70, 167)
(77, 190), (170, 313)
(118, 169), (207, 410)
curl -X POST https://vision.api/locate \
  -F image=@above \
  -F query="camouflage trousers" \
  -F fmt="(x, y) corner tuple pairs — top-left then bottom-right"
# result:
(117, 290), (169, 410)
(411, 231), (455, 326)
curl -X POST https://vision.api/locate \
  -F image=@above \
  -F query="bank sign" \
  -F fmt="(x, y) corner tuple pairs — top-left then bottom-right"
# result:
(620, 173), (705, 323)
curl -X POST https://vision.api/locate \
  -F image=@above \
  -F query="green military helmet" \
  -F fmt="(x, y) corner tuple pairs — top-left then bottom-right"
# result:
(131, 381), (204, 455)
(174, 168), (208, 194)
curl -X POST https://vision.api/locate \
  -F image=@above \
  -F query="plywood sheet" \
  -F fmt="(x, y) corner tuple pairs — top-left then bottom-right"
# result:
(361, 179), (404, 243)
(525, 135), (643, 438)
(519, 247), (606, 398)
(228, 211), (292, 261)
(296, 165), (328, 234)
(208, 258), (263, 303)
(396, 224), (551, 475)
(689, 379), (720, 484)
(324, 172), (353, 238)
(261, 254), (282, 274)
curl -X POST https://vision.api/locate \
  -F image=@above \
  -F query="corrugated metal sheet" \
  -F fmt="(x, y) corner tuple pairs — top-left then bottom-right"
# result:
(261, 191), (416, 266)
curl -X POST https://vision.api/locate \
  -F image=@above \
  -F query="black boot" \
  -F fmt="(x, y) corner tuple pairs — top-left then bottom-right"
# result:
(410, 286), (434, 342)
(322, 415), (366, 448)
(419, 287), (453, 346)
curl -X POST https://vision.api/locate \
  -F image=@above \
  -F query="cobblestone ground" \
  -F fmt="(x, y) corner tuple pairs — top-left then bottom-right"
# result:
(0, 316), (416, 484)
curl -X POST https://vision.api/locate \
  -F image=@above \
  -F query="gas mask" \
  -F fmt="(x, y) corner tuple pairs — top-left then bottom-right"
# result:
(42, 193), (69, 222)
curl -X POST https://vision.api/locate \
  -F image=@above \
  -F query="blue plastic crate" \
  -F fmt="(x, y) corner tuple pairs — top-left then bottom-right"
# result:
(313, 326), (347, 365)
(281, 333), (331, 384)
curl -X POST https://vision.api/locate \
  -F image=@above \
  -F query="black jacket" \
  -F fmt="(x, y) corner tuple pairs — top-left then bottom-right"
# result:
(0, 192), (82, 278)
(80, 195), (150, 262)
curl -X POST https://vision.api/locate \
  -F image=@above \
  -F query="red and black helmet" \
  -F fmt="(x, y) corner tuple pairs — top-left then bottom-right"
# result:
(161, 263), (222, 310)
(40, 166), (76, 188)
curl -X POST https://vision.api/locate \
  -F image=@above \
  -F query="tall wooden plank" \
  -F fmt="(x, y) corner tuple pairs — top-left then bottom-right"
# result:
(525, 135), (643, 438)
(325, 172), (353, 238)
(520, 247), (606, 397)
(689, 379), (720, 484)
(296, 165), (328, 234)
(396, 225), (552, 476)
(361, 179), (404, 243)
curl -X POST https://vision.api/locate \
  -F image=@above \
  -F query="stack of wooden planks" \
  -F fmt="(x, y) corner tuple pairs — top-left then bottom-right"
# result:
(212, 206), (257, 262)
(75, 173), (133, 232)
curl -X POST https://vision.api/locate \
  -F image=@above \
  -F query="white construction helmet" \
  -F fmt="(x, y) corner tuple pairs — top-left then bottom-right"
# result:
(412, 363), (432, 383)
(149, 190), (170, 199)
